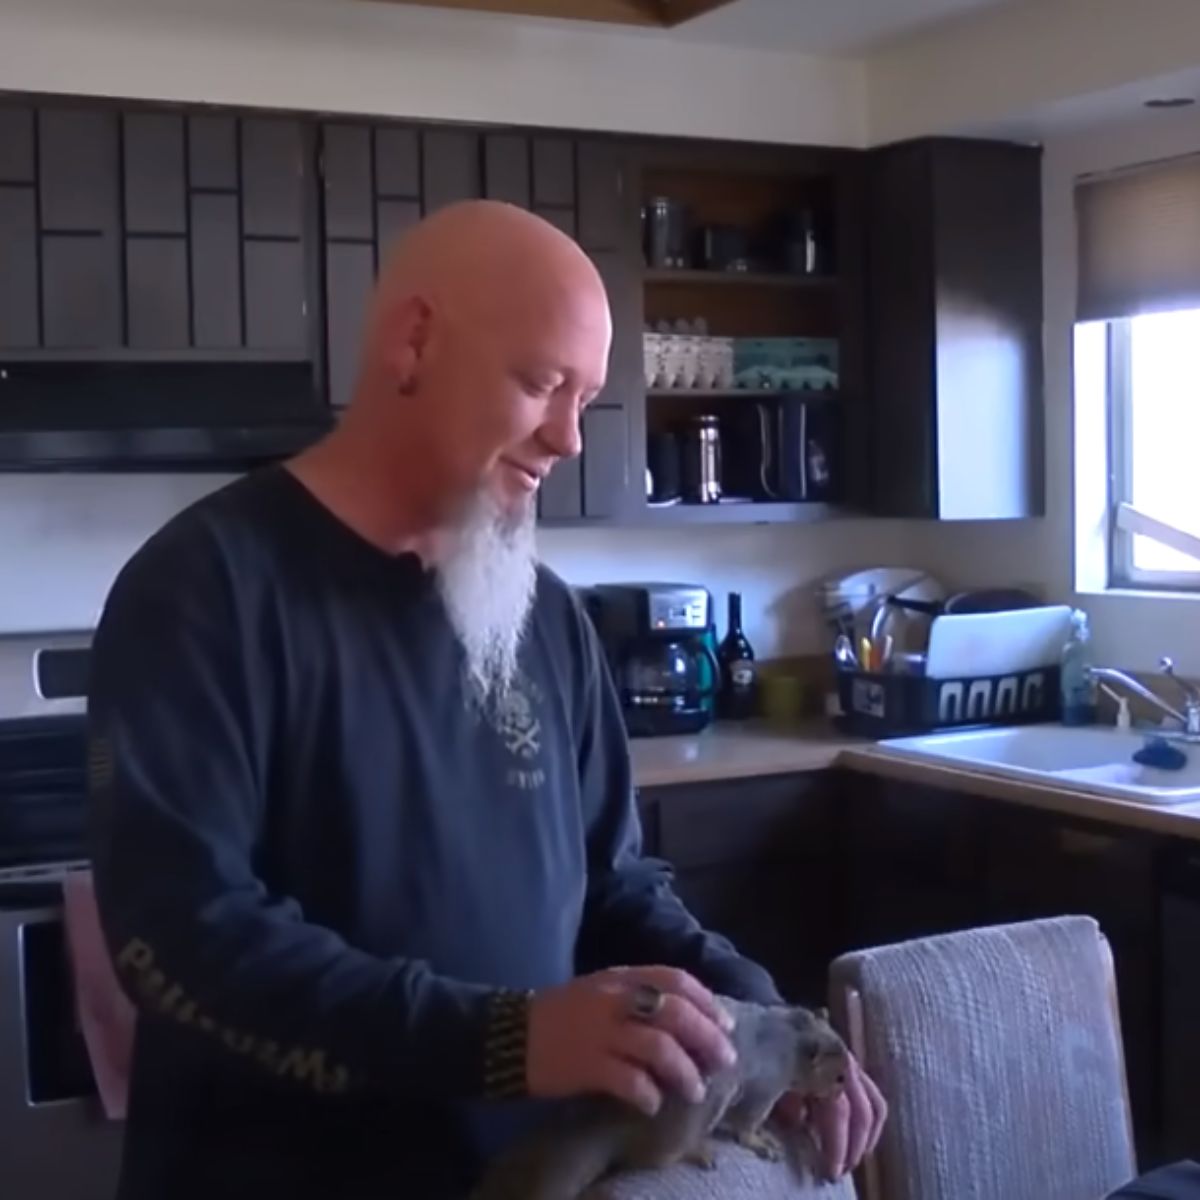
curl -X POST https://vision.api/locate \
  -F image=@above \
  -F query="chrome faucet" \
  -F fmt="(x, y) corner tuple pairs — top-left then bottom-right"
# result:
(1087, 656), (1200, 739)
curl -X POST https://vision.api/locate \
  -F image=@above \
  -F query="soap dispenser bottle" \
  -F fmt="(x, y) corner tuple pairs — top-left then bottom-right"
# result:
(1060, 608), (1098, 726)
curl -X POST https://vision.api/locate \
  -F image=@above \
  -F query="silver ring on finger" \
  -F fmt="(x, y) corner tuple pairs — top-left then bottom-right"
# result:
(627, 981), (666, 1023)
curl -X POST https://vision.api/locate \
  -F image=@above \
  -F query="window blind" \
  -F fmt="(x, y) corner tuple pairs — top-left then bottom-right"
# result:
(1076, 152), (1200, 322)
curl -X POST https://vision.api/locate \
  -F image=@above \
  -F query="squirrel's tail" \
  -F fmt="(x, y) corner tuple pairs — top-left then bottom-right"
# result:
(469, 1114), (624, 1200)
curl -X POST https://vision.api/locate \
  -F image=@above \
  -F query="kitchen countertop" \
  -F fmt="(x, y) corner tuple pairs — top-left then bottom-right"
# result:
(630, 722), (862, 788)
(630, 721), (1200, 842)
(844, 743), (1200, 842)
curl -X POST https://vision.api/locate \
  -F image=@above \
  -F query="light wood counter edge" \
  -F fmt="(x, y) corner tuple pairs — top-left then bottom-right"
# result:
(629, 725), (856, 789)
(842, 745), (1200, 842)
(629, 726), (1200, 842)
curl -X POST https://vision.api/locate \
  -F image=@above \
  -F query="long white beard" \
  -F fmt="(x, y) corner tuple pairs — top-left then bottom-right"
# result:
(435, 491), (538, 707)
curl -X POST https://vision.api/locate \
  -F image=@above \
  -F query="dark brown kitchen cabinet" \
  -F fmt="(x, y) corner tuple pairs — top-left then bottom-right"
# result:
(38, 107), (122, 348)
(866, 137), (1044, 519)
(0, 99), (313, 359)
(982, 805), (1159, 1159)
(1160, 845), (1200, 1164)
(841, 773), (988, 951)
(190, 193), (241, 349)
(536, 140), (644, 524)
(643, 772), (838, 1004)
(0, 103), (36, 349)
(125, 239), (189, 349)
(0, 105), (34, 182)
(0, 187), (37, 348)
(241, 118), (305, 238)
(422, 129), (481, 213)
(484, 133), (531, 207)
(123, 112), (187, 235)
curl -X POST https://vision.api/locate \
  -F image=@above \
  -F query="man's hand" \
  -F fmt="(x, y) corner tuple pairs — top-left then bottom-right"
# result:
(775, 1054), (887, 1181)
(525, 966), (737, 1117)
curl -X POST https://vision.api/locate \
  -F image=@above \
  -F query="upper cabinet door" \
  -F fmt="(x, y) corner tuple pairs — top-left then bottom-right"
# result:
(123, 112), (187, 235)
(241, 117), (305, 239)
(38, 107), (122, 348)
(577, 138), (627, 252)
(422, 130), (481, 213)
(866, 137), (1044, 520)
(124, 113), (189, 349)
(5, 100), (316, 361)
(0, 103), (38, 349)
(484, 133), (530, 208)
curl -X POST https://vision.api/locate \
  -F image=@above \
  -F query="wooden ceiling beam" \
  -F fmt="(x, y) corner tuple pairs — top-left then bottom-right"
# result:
(373, 0), (738, 29)
(656, 0), (736, 26)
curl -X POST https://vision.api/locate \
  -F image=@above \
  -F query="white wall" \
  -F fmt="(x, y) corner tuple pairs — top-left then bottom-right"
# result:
(3, 470), (974, 658)
(0, 0), (866, 147)
(867, 0), (1200, 145)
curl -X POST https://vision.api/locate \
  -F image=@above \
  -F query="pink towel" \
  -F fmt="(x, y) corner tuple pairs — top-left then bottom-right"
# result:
(62, 870), (136, 1120)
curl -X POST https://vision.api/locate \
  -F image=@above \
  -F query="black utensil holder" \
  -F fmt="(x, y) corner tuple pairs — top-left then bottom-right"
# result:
(835, 665), (1061, 738)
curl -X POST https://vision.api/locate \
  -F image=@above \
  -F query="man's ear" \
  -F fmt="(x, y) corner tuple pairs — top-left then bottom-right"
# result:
(380, 294), (433, 395)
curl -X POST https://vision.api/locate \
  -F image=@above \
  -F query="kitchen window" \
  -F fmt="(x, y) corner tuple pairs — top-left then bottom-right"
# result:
(1077, 152), (1200, 590)
(1107, 308), (1200, 589)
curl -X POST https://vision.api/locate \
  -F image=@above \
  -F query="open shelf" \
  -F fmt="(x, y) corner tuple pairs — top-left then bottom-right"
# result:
(646, 388), (840, 401)
(637, 501), (841, 526)
(644, 268), (837, 289)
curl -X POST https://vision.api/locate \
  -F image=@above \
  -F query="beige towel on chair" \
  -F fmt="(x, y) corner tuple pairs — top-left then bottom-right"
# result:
(62, 869), (136, 1120)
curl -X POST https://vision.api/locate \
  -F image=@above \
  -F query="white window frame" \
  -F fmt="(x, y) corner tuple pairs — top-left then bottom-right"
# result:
(1106, 317), (1200, 590)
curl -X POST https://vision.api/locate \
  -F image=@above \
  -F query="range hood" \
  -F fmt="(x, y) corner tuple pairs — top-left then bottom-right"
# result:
(373, 1), (738, 28)
(0, 360), (333, 472)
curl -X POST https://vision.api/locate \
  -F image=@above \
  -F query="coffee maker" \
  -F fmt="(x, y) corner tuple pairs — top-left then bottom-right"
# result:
(584, 583), (721, 738)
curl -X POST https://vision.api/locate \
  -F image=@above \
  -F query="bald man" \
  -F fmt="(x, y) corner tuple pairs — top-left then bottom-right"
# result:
(87, 202), (884, 1200)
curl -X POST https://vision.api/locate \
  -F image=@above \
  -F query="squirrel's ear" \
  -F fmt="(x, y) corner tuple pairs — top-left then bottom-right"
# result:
(814, 1006), (830, 1024)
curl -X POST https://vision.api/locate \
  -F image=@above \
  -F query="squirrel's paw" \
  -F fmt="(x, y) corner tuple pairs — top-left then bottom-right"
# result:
(684, 1140), (720, 1172)
(736, 1129), (784, 1162)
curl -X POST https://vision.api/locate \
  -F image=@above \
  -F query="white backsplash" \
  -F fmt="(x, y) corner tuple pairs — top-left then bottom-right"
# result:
(0, 473), (1019, 657)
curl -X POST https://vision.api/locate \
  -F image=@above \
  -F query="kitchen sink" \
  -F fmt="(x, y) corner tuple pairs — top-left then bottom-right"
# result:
(877, 724), (1200, 806)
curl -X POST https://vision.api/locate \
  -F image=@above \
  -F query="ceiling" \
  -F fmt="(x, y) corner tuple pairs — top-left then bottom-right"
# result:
(650, 0), (1017, 54)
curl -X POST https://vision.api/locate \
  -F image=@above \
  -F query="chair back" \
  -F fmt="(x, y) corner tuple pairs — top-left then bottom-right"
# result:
(829, 916), (1136, 1200)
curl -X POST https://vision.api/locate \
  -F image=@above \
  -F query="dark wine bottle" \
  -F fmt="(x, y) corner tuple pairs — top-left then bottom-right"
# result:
(717, 591), (757, 720)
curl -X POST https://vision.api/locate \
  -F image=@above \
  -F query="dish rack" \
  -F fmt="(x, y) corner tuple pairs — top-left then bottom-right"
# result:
(835, 664), (1061, 738)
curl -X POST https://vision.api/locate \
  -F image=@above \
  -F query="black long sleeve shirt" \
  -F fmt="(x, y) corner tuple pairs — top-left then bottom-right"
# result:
(87, 466), (781, 1200)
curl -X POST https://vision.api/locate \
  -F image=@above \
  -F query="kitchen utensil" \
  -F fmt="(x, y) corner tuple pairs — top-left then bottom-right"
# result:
(888, 587), (1042, 619)
(679, 414), (722, 504)
(644, 197), (690, 269)
(819, 568), (945, 643)
(834, 634), (859, 671)
(860, 635), (874, 672)
(694, 224), (750, 273)
(646, 431), (682, 504)
(925, 605), (1074, 681)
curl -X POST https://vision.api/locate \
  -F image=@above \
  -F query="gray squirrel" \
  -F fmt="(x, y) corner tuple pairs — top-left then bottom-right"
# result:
(471, 998), (851, 1200)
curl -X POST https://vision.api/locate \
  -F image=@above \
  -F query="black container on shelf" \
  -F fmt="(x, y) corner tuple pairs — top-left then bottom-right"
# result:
(835, 665), (1061, 739)
(643, 197), (691, 269)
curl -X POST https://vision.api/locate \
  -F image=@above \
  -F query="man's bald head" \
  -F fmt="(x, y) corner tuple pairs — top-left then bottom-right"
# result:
(367, 199), (608, 340)
(343, 199), (612, 525)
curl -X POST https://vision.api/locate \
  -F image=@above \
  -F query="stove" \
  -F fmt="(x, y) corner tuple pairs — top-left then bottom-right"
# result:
(0, 632), (123, 1200)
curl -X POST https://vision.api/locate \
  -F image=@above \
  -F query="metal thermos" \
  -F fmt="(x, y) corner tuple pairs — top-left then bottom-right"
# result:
(681, 414), (722, 504)
(644, 197), (689, 269)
